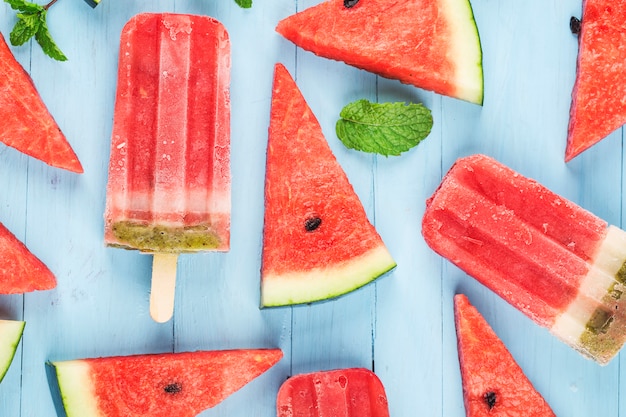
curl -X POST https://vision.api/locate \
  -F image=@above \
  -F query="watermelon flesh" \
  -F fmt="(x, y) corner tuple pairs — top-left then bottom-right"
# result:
(0, 222), (56, 294)
(422, 154), (626, 364)
(276, 368), (389, 417)
(0, 320), (25, 383)
(276, 0), (483, 104)
(566, 1), (626, 161)
(0, 33), (83, 173)
(260, 63), (396, 307)
(52, 349), (283, 417)
(454, 294), (556, 416)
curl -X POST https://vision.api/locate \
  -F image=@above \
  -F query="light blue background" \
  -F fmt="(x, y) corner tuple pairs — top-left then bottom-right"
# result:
(0, 0), (623, 416)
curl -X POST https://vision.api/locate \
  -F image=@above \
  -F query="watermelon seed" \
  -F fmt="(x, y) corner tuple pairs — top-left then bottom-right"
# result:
(304, 216), (322, 232)
(570, 16), (581, 35)
(483, 391), (497, 410)
(164, 383), (182, 394)
(343, 0), (359, 8)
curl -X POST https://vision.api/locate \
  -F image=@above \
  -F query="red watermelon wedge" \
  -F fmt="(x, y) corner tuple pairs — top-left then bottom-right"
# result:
(454, 294), (555, 417)
(52, 349), (283, 417)
(260, 63), (396, 307)
(0, 222), (56, 293)
(0, 33), (83, 173)
(276, 0), (483, 105)
(566, 1), (626, 161)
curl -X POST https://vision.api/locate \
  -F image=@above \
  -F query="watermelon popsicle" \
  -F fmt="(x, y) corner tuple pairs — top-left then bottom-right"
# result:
(422, 154), (626, 365)
(276, 368), (390, 417)
(104, 13), (231, 323)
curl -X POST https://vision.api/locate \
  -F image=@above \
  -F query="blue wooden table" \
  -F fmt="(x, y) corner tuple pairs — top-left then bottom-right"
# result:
(0, 0), (623, 416)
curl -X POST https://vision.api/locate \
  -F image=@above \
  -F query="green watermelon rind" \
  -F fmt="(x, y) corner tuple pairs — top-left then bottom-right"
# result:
(261, 245), (396, 307)
(53, 361), (99, 416)
(0, 320), (25, 383)
(442, 0), (484, 105)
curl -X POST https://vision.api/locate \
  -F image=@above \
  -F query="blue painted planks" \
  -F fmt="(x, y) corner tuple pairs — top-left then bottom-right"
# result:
(0, 0), (625, 416)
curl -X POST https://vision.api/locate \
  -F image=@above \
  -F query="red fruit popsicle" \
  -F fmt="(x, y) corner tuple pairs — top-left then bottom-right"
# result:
(104, 13), (231, 322)
(276, 368), (390, 417)
(422, 154), (626, 365)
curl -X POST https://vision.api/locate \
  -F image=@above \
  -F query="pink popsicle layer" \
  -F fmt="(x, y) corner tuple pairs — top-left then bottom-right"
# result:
(422, 154), (626, 364)
(104, 13), (231, 253)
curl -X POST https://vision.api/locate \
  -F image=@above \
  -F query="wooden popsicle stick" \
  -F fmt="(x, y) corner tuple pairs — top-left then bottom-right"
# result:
(150, 253), (179, 323)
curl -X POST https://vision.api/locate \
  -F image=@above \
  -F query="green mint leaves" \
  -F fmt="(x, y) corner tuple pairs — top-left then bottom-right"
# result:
(234, 0), (252, 8)
(336, 99), (433, 156)
(4, 0), (67, 61)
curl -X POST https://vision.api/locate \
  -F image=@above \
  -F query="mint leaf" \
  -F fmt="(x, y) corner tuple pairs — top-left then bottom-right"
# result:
(34, 11), (67, 61)
(10, 13), (41, 45)
(234, 0), (252, 8)
(336, 99), (433, 156)
(4, 0), (67, 61)
(5, 0), (42, 13)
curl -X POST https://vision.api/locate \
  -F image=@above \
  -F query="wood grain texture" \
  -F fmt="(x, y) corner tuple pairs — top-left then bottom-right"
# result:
(0, 0), (624, 416)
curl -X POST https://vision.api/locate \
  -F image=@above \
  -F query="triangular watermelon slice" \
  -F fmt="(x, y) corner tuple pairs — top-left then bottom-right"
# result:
(52, 349), (283, 417)
(276, 0), (483, 105)
(454, 294), (555, 417)
(566, 1), (626, 161)
(0, 320), (25, 383)
(0, 33), (83, 173)
(0, 222), (56, 293)
(260, 63), (396, 307)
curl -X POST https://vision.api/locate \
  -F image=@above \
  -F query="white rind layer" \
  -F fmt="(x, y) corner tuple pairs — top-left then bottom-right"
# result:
(53, 360), (101, 417)
(261, 245), (396, 307)
(441, 0), (484, 105)
(551, 225), (626, 364)
(0, 320), (24, 382)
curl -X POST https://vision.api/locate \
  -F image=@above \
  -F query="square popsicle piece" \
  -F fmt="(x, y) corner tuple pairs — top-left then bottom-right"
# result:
(422, 154), (626, 365)
(104, 13), (231, 322)
(276, 368), (389, 417)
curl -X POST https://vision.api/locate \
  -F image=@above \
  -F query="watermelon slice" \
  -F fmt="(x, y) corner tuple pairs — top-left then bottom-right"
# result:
(0, 33), (83, 173)
(0, 320), (25, 383)
(566, 1), (626, 161)
(454, 294), (555, 417)
(260, 63), (396, 307)
(276, 0), (483, 105)
(52, 348), (283, 417)
(0, 221), (56, 293)
(277, 368), (390, 417)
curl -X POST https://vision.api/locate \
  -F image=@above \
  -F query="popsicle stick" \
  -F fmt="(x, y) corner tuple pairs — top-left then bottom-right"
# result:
(150, 253), (179, 323)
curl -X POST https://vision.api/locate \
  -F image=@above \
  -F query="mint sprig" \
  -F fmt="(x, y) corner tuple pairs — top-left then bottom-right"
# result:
(4, 0), (67, 61)
(336, 99), (433, 156)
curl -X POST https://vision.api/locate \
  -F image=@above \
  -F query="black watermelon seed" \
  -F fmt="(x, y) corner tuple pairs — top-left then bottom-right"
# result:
(164, 383), (182, 394)
(304, 216), (322, 232)
(484, 391), (497, 410)
(570, 16), (581, 35)
(344, 0), (359, 8)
